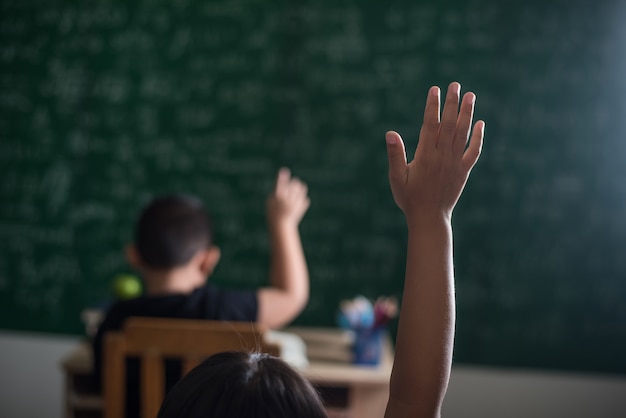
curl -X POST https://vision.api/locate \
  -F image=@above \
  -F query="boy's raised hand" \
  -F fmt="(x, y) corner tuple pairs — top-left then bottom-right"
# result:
(258, 168), (311, 329)
(266, 168), (311, 226)
(385, 82), (484, 221)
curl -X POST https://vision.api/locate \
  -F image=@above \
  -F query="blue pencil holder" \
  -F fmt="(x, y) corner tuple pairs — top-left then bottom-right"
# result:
(352, 328), (383, 366)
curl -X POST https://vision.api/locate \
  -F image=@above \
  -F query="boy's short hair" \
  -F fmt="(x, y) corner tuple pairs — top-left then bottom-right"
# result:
(135, 194), (213, 269)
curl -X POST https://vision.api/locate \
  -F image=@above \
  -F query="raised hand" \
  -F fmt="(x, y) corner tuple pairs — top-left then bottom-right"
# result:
(385, 82), (484, 222)
(266, 167), (311, 226)
(258, 168), (311, 329)
(384, 83), (485, 418)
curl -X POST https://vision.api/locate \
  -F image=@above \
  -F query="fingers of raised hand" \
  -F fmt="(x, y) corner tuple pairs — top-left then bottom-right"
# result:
(418, 86), (441, 150)
(274, 167), (291, 196)
(284, 177), (310, 219)
(438, 82), (461, 149)
(420, 83), (478, 162)
(288, 177), (308, 202)
(274, 168), (309, 207)
(462, 120), (485, 171)
(452, 92), (476, 157)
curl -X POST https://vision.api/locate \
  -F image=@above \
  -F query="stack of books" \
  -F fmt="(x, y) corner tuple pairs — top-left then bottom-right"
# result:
(285, 327), (355, 363)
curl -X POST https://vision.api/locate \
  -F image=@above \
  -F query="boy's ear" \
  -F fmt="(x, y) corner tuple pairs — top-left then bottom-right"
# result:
(199, 246), (221, 276)
(125, 244), (143, 270)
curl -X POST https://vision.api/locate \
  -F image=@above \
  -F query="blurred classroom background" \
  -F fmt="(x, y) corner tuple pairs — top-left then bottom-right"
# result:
(2, 0), (626, 417)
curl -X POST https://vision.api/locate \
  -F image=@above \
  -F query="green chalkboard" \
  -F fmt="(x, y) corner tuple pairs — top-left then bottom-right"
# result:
(2, 0), (626, 374)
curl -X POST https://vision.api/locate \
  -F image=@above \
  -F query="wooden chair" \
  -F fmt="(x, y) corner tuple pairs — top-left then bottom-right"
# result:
(103, 317), (280, 418)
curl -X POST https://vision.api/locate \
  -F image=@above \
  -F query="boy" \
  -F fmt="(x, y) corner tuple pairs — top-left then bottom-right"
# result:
(92, 167), (311, 416)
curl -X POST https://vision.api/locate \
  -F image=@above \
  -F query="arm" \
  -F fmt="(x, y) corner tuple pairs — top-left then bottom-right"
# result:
(384, 82), (484, 418)
(256, 168), (311, 329)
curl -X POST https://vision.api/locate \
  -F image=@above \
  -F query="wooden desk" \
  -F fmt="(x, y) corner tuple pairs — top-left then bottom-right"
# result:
(60, 329), (393, 418)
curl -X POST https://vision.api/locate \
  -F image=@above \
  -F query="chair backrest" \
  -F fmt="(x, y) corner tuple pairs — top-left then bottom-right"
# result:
(103, 317), (281, 418)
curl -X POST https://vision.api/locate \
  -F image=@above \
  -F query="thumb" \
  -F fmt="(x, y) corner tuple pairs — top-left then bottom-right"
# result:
(386, 131), (407, 182)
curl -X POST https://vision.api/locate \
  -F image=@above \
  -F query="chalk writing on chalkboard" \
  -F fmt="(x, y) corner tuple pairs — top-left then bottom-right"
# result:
(1, 0), (626, 374)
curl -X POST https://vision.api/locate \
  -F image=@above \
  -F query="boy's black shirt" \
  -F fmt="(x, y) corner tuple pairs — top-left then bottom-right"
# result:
(92, 284), (258, 417)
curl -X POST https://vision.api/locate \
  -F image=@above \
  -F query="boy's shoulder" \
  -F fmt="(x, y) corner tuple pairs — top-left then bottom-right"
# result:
(104, 287), (204, 319)
(100, 290), (195, 332)
(101, 284), (259, 327)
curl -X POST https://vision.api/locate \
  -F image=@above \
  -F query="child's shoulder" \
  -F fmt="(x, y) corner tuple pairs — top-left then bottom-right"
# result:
(103, 292), (185, 322)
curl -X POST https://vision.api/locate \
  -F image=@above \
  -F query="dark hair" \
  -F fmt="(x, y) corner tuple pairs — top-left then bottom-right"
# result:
(158, 351), (328, 418)
(135, 194), (213, 269)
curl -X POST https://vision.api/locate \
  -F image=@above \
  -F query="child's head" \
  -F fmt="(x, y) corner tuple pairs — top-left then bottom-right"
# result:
(127, 195), (221, 290)
(134, 194), (212, 268)
(157, 351), (327, 418)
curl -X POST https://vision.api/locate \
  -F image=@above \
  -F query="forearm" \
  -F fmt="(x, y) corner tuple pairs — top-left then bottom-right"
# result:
(257, 223), (309, 328)
(267, 221), (309, 311)
(387, 217), (455, 416)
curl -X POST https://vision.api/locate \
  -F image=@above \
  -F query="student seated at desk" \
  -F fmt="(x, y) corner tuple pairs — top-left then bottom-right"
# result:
(156, 81), (485, 418)
(92, 168), (311, 417)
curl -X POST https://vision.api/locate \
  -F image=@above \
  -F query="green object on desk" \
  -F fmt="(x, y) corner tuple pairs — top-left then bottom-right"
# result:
(2, 0), (626, 375)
